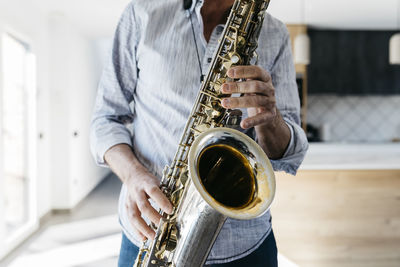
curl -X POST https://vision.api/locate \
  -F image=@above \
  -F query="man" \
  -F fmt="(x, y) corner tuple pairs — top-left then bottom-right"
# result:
(90, 0), (308, 266)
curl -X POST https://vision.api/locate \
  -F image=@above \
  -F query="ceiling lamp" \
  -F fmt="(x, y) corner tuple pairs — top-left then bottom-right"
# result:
(389, 0), (400, 64)
(294, 33), (310, 65)
(294, 0), (310, 65)
(390, 34), (400, 64)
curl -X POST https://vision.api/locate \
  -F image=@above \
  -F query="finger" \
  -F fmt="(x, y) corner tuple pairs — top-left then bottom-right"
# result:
(129, 202), (156, 240)
(221, 80), (274, 96)
(227, 66), (271, 82)
(126, 204), (147, 241)
(241, 110), (277, 129)
(145, 185), (173, 215)
(136, 191), (163, 225)
(135, 230), (146, 241)
(130, 222), (147, 242)
(221, 95), (276, 109)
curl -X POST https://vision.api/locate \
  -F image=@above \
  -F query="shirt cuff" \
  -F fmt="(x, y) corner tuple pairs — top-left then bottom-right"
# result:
(282, 118), (295, 158)
(95, 132), (133, 167)
(270, 118), (308, 175)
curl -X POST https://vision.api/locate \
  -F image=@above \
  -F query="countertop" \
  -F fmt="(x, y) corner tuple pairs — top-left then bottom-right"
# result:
(300, 143), (400, 170)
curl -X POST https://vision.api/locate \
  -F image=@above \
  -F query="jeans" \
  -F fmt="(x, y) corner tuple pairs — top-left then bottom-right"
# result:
(118, 230), (278, 267)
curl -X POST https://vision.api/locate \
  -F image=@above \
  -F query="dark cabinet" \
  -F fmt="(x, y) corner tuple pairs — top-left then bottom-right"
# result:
(307, 29), (400, 95)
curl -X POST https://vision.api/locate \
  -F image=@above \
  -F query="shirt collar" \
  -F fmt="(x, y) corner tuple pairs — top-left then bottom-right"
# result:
(185, 0), (204, 16)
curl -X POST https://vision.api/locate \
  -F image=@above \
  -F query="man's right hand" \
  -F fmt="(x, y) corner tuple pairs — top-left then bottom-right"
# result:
(125, 169), (173, 241)
(104, 144), (173, 241)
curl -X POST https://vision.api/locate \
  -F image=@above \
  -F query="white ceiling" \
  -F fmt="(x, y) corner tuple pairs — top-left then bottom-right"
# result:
(28, 0), (400, 38)
(32, 0), (131, 38)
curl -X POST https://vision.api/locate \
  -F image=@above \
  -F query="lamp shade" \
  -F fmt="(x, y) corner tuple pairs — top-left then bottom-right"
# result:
(389, 33), (400, 65)
(294, 33), (310, 65)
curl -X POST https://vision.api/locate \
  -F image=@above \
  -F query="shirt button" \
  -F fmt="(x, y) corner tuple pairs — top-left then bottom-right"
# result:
(207, 58), (212, 63)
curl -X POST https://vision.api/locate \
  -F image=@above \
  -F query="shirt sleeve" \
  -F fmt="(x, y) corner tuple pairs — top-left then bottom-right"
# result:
(267, 25), (309, 175)
(90, 2), (139, 167)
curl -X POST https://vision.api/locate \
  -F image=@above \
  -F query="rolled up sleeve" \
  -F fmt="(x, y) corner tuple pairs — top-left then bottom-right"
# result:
(90, 2), (139, 167)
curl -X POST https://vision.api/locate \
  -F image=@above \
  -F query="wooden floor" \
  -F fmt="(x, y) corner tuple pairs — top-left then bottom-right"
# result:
(270, 170), (400, 267)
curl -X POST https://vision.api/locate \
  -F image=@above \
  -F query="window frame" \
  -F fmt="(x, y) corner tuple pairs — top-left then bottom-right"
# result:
(0, 25), (38, 260)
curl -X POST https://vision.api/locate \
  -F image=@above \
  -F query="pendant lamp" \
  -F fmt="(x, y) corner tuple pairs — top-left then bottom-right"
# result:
(389, 0), (400, 64)
(294, 33), (310, 65)
(294, 0), (310, 65)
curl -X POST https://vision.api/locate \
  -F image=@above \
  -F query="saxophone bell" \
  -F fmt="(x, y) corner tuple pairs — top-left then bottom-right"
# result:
(189, 127), (275, 221)
(165, 127), (275, 267)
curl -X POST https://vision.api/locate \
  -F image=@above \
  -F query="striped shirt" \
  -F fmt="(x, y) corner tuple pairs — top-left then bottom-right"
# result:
(90, 0), (308, 264)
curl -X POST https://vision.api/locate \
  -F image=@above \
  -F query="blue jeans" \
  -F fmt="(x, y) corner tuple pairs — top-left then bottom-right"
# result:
(118, 230), (278, 267)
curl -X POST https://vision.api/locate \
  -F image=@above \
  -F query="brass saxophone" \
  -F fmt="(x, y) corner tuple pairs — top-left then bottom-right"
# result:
(134, 1), (274, 266)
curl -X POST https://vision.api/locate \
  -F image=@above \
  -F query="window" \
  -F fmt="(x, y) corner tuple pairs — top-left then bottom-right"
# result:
(0, 32), (37, 259)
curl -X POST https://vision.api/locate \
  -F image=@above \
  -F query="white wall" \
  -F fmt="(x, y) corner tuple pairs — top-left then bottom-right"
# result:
(67, 24), (109, 207)
(48, 14), (109, 209)
(48, 14), (71, 209)
(0, 0), (109, 216)
(268, 0), (399, 30)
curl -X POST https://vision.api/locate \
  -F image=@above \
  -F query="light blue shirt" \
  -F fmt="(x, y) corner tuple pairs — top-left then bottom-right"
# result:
(90, 0), (308, 264)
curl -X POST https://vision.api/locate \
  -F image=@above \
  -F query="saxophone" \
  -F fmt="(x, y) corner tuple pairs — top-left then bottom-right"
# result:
(134, 1), (274, 266)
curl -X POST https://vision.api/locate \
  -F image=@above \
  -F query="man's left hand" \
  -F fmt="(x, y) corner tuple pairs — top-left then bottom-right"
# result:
(221, 65), (277, 129)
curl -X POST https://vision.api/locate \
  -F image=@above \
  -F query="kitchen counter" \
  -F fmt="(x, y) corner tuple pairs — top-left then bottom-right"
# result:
(300, 143), (400, 170)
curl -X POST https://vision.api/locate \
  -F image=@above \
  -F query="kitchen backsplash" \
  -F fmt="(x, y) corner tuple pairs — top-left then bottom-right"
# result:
(307, 95), (400, 143)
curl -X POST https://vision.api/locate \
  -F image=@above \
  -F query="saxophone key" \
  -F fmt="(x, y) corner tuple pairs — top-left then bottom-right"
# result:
(225, 109), (243, 128)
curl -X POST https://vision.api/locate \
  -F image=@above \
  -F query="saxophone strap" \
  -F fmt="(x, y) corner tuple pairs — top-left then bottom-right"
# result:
(188, 11), (205, 82)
